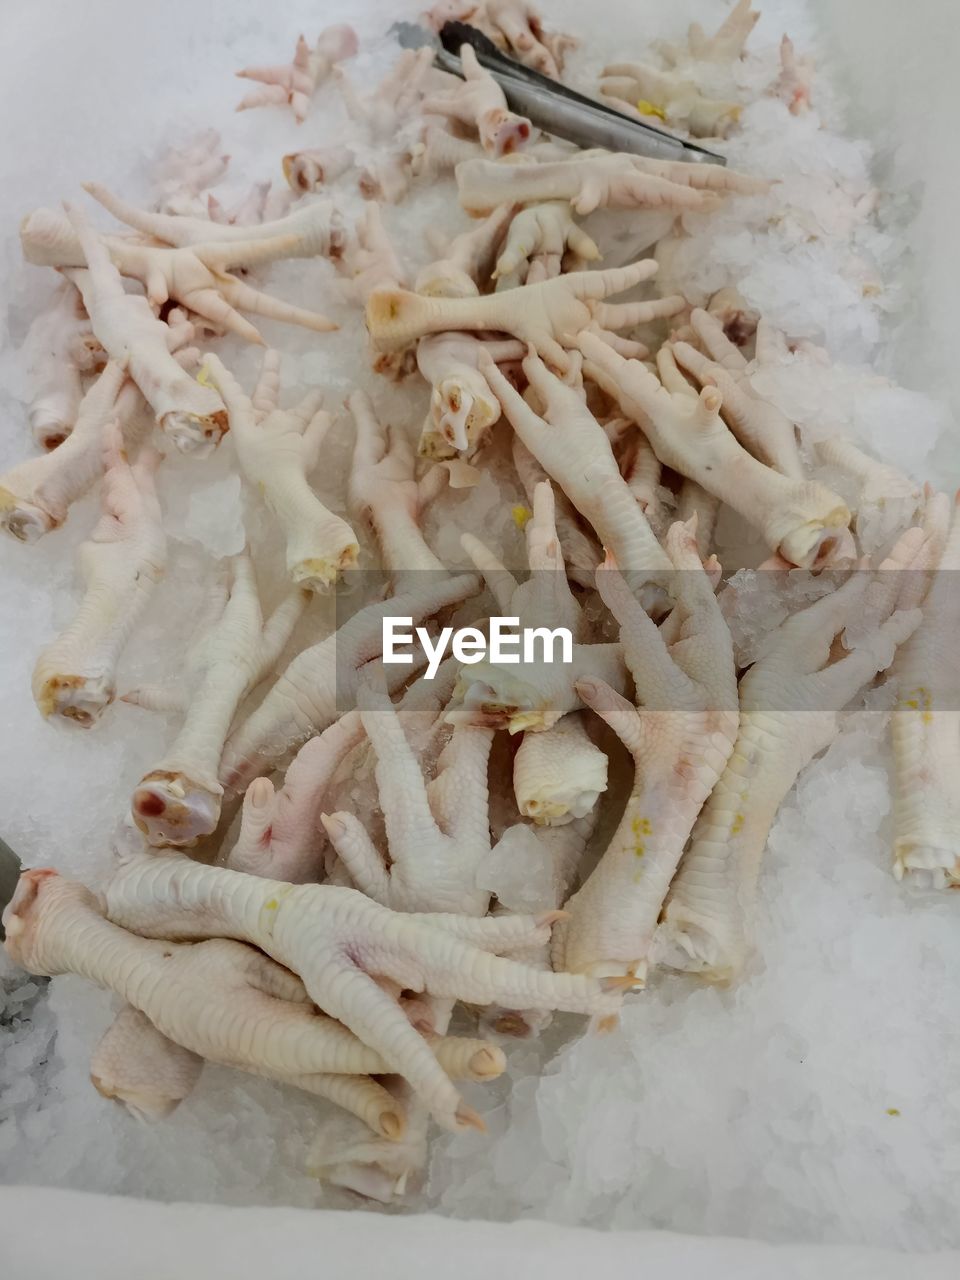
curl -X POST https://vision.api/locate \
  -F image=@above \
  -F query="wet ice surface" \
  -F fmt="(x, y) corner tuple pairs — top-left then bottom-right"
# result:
(1, 0), (959, 1249)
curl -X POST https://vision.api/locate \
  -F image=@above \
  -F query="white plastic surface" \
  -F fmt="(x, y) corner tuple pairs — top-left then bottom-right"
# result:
(1, 1185), (959, 1279)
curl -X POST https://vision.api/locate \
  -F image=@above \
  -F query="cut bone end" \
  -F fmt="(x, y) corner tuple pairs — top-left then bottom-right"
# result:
(779, 513), (854, 569)
(308, 1156), (410, 1204)
(290, 542), (359, 593)
(35, 673), (114, 726)
(282, 153), (323, 194)
(452, 677), (554, 734)
(29, 405), (75, 451)
(1, 867), (60, 952)
(34, 429), (70, 452)
(653, 916), (742, 985)
(893, 840), (960, 890)
(132, 772), (222, 847)
(0, 489), (57, 543)
(585, 958), (649, 985)
(160, 409), (228, 458)
(466, 1045), (507, 1079)
(483, 1008), (552, 1039)
(481, 110), (538, 159)
(377, 1109), (406, 1141)
(520, 783), (605, 827)
(364, 289), (422, 352)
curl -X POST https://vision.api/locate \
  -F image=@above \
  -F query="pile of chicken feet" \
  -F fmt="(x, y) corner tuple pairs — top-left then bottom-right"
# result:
(4, 0), (957, 1203)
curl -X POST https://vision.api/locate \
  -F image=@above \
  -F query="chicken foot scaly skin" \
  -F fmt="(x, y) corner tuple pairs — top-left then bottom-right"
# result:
(616, 431), (667, 536)
(478, 813), (598, 1039)
(282, 146), (354, 196)
(421, 45), (538, 158)
(341, 203), (408, 304)
(514, 711), (608, 826)
(600, 65), (741, 140)
(75, 184), (344, 261)
(492, 201), (600, 290)
(102, 856), (628, 1131)
(0, 360), (125, 543)
(61, 207), (225, 456)
(322, 679), (495, 917)
(91, 1004), (203, 1121)
(416, 206), (515, 299)
(577, 331), (853, 570)
(203, 353), (358, 592)
(236, 26), (358, 123)
(2, 317), (196, 543)
(479, 347), (672, 580)
(218, 572), (479, 792)
(22, 281), (96, 449)
(464, 478), (583, 637)
(337, 204), (418, 378)
(675, 309), (805, 480)
(4, 871), (508, 1137)
(455, 152), (766, 217)
(513, 437), (601, 587)
(125, 555), (308, 847)
(348, 390), (446, 588)
(320, 664), (462, 877)
(410, 124), (484, 179)
(369, 255), (672, 373)
(657, 532), (925, 981)
(228, 710), (365, 883)
(677, 480), (720, 561)
(416, 333), (525, 457)
(455, 477), (592, 732)
(32, 429), (166, 727)
(450, 478), (628, 732)
(318, 665), (547, 1190)
(553, 529), (738, 981)
(891, 495), (960, 887)
(312, 668), (484, 1185)
(32, 207), (338, 347)
(815, 437), (923, 553)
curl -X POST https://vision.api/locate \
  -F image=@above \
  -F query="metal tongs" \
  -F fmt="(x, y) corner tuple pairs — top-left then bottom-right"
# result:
(394, 19), (726, 167)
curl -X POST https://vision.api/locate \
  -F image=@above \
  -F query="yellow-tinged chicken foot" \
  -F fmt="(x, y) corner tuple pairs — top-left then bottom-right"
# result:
(100, 856), (626, 1132)
(32, 427), (166, 727)
(125, 553), (308, 847)
(553, 526), (738, 980)
(891, 493), (960, 887)
(202, 352), (358, 593)
(658, 529), (925, 980)
(577, 330), (853, 570)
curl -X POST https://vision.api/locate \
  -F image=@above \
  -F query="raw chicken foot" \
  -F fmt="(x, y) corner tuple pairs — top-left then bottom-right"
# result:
(32, 428), (166, 726)
(658, 531), (925, 980)
(125, 553), (308, 846)
(203, 352), (359, 592)
(102, 856), (628, 1130)
(553, 526), (738, 980)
